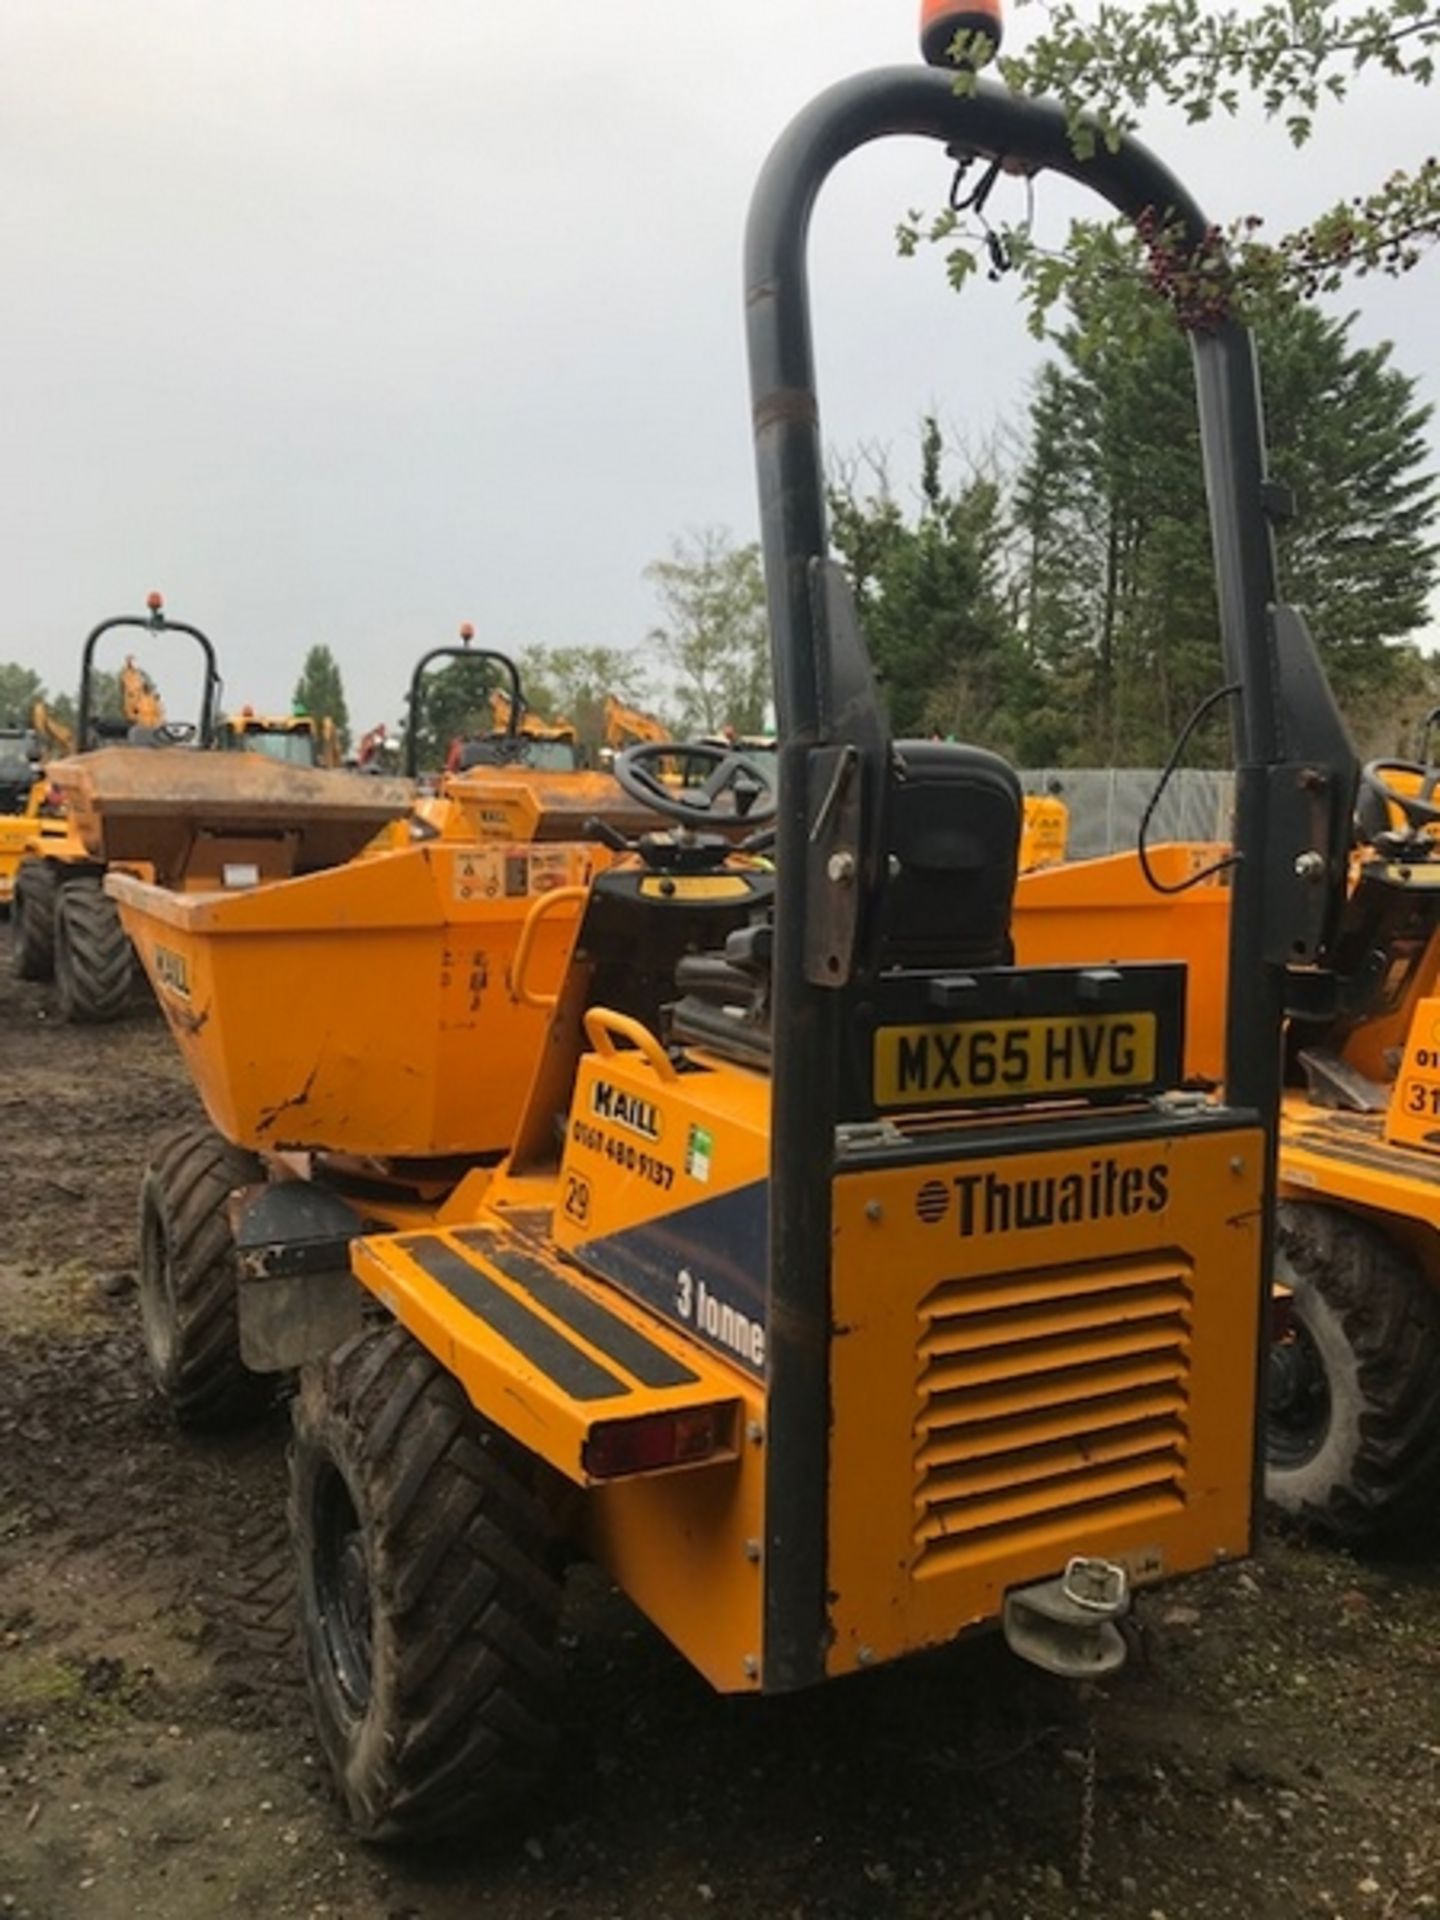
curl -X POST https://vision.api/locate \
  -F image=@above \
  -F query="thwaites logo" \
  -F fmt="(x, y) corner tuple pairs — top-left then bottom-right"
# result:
(590, 1078), (663, 1142)
(153, 944), (191, 1000)
(915, 1156), (1170, 1235)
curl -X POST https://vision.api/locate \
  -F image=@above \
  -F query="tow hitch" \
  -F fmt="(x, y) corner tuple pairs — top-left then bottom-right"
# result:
(1003, 1556), (1131, 1679)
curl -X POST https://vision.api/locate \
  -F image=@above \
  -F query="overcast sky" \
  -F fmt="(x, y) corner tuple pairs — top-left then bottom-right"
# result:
(1, 0), (1435, 727)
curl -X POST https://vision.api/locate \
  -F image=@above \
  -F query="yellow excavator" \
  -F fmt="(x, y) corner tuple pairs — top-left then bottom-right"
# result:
(604, 696), (671, 752)
(30, 702), (75, 757)
(487, 685), (579, 771)
(119, 657), (164, 731)
(218, 707), (342, 769)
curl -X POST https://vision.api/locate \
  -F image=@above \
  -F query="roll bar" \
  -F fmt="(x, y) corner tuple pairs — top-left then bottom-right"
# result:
(745, 66), (1354, 1689)
(402, 637), (523, 778)
(76, 594), (221, 749)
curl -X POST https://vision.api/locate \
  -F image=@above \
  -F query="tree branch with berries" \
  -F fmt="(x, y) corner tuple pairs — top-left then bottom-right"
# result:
(911, 0), (1440, 330)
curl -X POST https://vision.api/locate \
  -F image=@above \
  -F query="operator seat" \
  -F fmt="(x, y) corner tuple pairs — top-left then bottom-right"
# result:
(876, 739), (1022, 970)
(669, 738), (1023, 1060)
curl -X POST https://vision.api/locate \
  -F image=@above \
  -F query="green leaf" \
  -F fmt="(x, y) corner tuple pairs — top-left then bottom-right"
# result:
(946, 246), (980, 290)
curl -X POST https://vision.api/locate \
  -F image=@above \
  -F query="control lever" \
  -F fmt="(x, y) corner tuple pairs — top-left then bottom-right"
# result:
(584, 816), (633, 854)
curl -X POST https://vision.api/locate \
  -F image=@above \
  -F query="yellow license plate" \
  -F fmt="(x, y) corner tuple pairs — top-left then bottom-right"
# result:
(873, 1012), (1158, 1107)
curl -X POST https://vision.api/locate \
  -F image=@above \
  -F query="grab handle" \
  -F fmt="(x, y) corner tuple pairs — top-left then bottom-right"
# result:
(508, 885), (587, 1010)
(582, 1007), (677, 1082)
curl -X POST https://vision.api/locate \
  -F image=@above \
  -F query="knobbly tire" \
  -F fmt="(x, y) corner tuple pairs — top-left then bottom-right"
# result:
(54, 877), (133, 1022)
(1267, 1200), (1440, 1545)
(290, 1324), (564, 1845)
(138, 1124), (270, 1431)
(12, 859), (59, 981)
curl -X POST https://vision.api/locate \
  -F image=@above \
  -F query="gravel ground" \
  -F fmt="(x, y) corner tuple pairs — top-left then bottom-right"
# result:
(3, 957), (1440, 1920)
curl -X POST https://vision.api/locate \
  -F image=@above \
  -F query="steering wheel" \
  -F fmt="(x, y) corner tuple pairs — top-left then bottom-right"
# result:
(1360, 758), (1440, 836)
(153, 720), (197, 747)
(613, 740), (777, 828)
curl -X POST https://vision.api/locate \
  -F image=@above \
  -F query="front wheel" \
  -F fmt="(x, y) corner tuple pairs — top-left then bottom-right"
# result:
(291, 1324), (564, 1844)
(138, 1125), (270, 1431)
(1266, 1202), (1440, 1545)
(12, 860), (59, 981)
(54, 878), (132, 1023)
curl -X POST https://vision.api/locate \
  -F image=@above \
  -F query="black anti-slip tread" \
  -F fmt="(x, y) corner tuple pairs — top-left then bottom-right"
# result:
(454, 1226), (699, 1391)
(397, 1234), (628, 1403)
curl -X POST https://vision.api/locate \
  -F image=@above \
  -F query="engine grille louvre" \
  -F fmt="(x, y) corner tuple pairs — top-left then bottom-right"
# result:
(914, 1254), (1192, 1577)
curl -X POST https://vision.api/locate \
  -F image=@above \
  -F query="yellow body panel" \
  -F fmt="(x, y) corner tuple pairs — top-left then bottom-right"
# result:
(341, 955), (1267, 1692)
(826, 1125), (1264, 1674)
(22, 814), (89, 865)
(499, 1034), (773, 1690)
(1281, 1093), (1440, 1227)
(354, 1172), (769, 1695)
(1014, 846), (1440, 1264)
(9, 816), (134, 905)
(554, 1043), (769, 1259)
(1, 787), (68, 901)
(1384, 994), (1440, 1153)
(1013, 845), (1232, 1084)
(553, 1043), (771, 1365)
(350, 1223), (743, 1484)
(582, 1405), (766, 1694)
(110, 841), (594, 1157)
(0, 824), (23, 900)
(436, 769), (655, 845)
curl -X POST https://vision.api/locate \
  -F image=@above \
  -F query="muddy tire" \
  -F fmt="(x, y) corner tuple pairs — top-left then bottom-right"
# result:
(138, 1125), (269, 1431)
(12, 859), (58, 981)
(1266, 1201), (1440, 1545)
(290, 1324), (563, 1845)
(54, 878), (132, 1023)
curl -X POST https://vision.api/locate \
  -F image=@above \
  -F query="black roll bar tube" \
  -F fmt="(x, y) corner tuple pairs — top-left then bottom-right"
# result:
(76, 596), (222, 749)
(402, 642), (523, 778)
(745, 67), (1294, 1690)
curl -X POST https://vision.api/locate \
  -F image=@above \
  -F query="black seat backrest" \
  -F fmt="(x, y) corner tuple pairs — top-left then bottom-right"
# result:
(875, 740), (1022, 970)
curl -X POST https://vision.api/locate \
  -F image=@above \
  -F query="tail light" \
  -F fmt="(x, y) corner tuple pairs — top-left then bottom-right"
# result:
(582, 1404), (737, 1479)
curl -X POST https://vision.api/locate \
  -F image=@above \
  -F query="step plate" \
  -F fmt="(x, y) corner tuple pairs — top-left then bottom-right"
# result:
(351, 1222), (743, 1484)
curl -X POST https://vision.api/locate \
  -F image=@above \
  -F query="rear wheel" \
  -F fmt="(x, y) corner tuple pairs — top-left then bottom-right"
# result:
(1266, 1201), (1440, 1544)
(12, 859), (58, 980)
(54, 878), (132, 1022)
(138, 1124), (269, 1431)
(291, 1324), (563, 1845)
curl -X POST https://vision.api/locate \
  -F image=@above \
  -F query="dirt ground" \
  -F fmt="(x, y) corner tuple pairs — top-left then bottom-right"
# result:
(3, 960), (1440, 1920)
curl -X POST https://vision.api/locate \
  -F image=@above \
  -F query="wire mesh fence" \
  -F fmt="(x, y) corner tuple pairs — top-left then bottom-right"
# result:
(1020, 768), (1235, 861)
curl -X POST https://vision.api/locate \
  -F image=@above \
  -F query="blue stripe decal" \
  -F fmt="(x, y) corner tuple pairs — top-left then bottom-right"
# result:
(575, 1181), (769, 1378)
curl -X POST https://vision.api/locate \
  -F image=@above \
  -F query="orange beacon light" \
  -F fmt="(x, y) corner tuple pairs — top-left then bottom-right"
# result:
(920, 0), (1004, 67)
